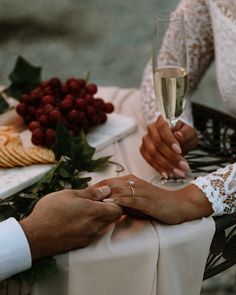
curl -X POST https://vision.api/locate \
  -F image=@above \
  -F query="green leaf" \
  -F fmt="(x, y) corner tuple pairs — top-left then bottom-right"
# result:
(21, 257), (58, 285)
(0, 204), (19, 220)
(6, 56), (42, 99)
(52, 122), (72, 160)
(0, 93), (9, 114)
(86, 156), (111, 172)
(38, 164), (58, 185)
(71, 131), (96, 170)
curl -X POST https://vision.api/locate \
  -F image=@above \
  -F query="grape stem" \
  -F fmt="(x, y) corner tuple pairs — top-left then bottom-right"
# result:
(108, 160), (125, 173)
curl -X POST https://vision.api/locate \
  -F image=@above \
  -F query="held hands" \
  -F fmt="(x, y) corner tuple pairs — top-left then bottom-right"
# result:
(20, 187), (122, 260)
(140, 115), (198, 178)
(97, 174), (213, 224)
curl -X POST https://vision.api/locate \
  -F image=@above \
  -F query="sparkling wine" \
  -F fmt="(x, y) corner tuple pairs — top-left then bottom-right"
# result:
(153, 66), (188, 120)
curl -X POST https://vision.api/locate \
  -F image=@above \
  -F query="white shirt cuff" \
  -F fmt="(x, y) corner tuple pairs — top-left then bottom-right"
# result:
(0, 217), (32, 281)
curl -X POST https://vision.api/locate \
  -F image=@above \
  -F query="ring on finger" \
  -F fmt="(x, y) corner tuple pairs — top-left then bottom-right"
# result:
(128, 180), (135, 196)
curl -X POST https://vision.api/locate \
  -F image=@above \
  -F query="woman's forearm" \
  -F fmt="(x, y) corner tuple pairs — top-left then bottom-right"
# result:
(175, 184), (214, 222)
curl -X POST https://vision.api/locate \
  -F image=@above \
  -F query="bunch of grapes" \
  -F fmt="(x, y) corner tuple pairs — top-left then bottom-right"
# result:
(16, 77), (114, 147)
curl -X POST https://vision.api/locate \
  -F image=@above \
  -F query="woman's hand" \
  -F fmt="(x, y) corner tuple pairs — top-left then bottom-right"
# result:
(96, 174), (213, 224)
(172, 120), (198, 153)
(140, 116), (198, 178)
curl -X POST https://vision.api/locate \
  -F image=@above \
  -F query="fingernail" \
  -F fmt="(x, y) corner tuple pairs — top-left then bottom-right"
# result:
(98, 186), (111, 196)
(172, 143), (182, 154)
(173, 168), (185, 178)
(178, 160), (190, 171)
(161, 172), (168, 179)
(103, 198), (114, 203)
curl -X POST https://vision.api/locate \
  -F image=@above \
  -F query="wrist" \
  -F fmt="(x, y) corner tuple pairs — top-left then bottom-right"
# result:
(19, 217), (45, 260)
(175, 184), (214, 221)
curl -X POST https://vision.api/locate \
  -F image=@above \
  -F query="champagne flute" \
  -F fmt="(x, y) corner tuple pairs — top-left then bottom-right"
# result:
(152, 10), (193, 189)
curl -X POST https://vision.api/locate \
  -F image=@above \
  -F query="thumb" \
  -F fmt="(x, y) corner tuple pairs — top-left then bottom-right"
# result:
(78, 186), (112, 201)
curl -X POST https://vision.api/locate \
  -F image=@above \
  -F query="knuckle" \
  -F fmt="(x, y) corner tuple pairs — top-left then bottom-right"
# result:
(147, 124), (152, 133)
(142, 134), (149, 145)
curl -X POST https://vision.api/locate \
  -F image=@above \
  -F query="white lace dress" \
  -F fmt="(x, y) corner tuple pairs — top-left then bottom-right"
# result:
(141, 0), (236, 216)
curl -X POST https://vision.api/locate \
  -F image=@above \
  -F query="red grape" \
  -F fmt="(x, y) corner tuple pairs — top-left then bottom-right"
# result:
(64, 94), (74, 102)
(16, 103), (27, 116)
(43, 104), (54, 114)
(41, 80), (50, 88)
(99, 112), (107, 123)
(32, 128), (44, 145)
(85, 94), (94, 106)
(45, 128), (56, 145)
(77, 79), (86, 88)
(86, 83), (97, 95)
(35, 108), (44, 120)
(49, 77), (61, 89)
(28, 121), (41, 131)
(94, 98), (106, 110)
(68, 109), (80, 122)
(39, 114), (49, 125)
(75, 98), (87, 110)
(29, 94), (41, 105)
(68, 80), (80, 92)
(49, 110), (61, 123)
(59, 99), (73, 112)
(31, 87), (43, 95)
(19, 94), (29, 103)
(26, 106), (36, 118)
(86, 106), (96, 118)
(105, 102), (114, 113)
(44, 86), (53, 95)
(61, 84), (69, 95)
(41, 95), (55, 105)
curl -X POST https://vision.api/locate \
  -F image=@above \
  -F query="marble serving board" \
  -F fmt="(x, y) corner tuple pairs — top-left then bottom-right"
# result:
(0, 113), (136, 200)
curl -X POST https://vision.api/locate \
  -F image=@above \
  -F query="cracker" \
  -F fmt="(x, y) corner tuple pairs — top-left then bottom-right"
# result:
(0, 147), (15, 167)
(10, 144), (35, 165)
(24, 147), (56, 164)
(6, 144), (32, 166)
(5, 144), (29, 166)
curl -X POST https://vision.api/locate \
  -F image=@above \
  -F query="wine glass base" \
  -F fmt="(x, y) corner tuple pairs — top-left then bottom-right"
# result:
(151, 174), (194, 191)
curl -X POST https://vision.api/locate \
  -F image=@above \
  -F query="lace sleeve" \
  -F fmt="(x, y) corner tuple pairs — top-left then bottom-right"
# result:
(192, 164), (236, 216)
(141, 0), (214, 125)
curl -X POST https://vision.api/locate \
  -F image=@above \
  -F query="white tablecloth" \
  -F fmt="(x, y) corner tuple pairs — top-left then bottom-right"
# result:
(12, 87), (216, 295)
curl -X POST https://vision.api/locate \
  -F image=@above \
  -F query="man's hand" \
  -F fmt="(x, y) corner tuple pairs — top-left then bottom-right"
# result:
(140, 116), (197, 177)
(20, 187), (122, 260)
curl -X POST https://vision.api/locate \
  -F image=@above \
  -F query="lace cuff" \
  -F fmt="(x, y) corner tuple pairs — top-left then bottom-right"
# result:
(192, 164), (236, 216)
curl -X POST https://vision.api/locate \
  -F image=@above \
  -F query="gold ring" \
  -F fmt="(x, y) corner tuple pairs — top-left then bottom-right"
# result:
(128, 180), (135, 196)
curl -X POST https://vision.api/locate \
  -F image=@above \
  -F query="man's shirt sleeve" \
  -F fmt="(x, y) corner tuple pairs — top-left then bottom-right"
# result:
(0, 218), (32, 281)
